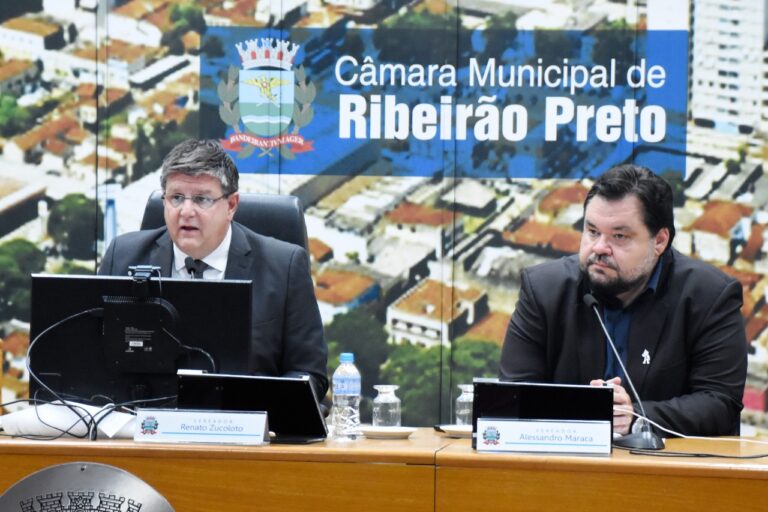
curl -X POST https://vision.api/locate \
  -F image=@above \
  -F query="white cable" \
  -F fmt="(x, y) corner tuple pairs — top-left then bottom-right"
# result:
(614, 406), (768, 447)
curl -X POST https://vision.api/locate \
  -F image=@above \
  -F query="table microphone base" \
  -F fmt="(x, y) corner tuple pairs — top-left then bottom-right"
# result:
(613, 429), (665, 450)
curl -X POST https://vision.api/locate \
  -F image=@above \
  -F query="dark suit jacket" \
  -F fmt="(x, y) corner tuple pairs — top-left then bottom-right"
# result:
(98, 222), (328, 398)
(500, 250), (747, 436)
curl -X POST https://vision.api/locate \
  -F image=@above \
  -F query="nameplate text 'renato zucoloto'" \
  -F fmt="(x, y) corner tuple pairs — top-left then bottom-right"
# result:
(475, 418), (612, 455)
(134, 408), (269, 445)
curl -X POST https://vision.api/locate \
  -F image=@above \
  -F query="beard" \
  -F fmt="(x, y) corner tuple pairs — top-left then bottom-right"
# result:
(580, 253), (655, 300)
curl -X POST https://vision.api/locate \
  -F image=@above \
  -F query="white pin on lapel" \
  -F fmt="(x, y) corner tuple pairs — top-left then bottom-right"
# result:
(642, 349), (651, 365)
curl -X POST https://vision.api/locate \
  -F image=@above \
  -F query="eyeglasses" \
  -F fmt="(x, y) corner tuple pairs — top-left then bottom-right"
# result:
(163, 193), (229, 210)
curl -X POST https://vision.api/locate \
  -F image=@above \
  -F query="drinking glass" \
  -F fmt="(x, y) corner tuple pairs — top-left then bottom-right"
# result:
(372, 385), (401, 427)
(455, 384), (474, 425)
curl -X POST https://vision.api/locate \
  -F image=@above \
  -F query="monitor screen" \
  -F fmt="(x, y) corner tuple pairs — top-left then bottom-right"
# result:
(177, 372), (328, 443)
(28, 273), (253, 407)
(471, 379), (614, 449)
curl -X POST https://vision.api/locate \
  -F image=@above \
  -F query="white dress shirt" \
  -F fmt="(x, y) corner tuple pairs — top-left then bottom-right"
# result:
(171, 225), (232, 280)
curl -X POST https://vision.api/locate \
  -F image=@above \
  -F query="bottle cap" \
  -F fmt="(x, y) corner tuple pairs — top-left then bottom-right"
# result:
(340, 352), (354, 363)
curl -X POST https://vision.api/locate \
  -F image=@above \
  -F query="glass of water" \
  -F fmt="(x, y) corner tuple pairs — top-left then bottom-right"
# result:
(372, 385), (401, 427)
(455, 384), (474, 425)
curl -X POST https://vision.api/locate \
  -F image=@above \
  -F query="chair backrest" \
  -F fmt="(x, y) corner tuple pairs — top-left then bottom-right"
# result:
(140, 190), (308, 250)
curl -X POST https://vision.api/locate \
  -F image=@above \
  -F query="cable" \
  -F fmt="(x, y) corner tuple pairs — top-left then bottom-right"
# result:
(0, 396), (96, 441)
(162, 327), (217, 373)
(0, 396), (152, 442)
(151, 266), (164, 296)
(619, 406), (768, 445)
(623, 448), (768, 459)
(122, 267), (214, 372)
(26, 308), (105, 435)
(0, 398), (51, 409)
(89, 394), (177, 441)
(37, 399), (96, 440)
(0, 398), (83, 441)
(20, 291), (185, 441)
(612, 407), (768, 458)
(119, 394), (178, 408)
(88, 402), (122, 441)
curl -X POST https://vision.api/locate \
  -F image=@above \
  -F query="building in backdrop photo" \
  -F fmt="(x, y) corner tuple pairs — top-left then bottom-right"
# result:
(0, 0), (767, 430)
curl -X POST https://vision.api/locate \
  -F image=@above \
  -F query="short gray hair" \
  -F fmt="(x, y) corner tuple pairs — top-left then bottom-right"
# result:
(160, 139), (239, 195)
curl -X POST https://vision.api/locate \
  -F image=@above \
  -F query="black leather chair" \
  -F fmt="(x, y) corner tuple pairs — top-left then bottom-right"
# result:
(140, 189), (328, 415)
(140, 190), (308, 250)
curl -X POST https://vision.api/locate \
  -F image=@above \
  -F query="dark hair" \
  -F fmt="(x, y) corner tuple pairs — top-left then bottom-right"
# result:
(584, 164), (675, 248)
(160, 139), (239, 195)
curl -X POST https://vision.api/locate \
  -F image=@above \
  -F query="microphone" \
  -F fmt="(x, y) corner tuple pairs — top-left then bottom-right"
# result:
(184, 256), (196, 278)
(583, 293), (664, 450)
(185, 256), (205, 279)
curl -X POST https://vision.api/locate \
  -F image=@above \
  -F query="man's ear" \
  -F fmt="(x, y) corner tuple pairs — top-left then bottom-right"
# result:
(227, 191), (240, 221)
(654, 227), (670, 256)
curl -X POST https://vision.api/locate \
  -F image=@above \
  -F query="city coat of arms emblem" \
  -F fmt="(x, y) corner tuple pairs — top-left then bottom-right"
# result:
(219, 37), (315, 159)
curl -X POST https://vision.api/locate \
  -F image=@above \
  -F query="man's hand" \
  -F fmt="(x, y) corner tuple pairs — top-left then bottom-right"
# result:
(590, 377), (634, 435)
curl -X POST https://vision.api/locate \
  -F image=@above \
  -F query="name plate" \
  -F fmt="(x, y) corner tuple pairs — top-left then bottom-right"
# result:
(134, 408), (269, 445)
(476, 418), (611, 455)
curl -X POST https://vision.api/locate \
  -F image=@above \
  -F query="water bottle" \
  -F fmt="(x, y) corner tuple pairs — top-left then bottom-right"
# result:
(332, 352), (361, 440)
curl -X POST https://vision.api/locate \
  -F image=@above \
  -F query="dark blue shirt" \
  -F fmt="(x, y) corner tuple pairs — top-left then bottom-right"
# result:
(602, 258), (663, 381)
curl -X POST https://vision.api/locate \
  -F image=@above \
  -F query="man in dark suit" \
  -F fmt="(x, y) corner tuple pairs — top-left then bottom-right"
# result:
(501, 164), (747, 436)
(99, 139), (328, 398)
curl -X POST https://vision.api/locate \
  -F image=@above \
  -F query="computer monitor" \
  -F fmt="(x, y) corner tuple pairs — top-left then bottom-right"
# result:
(28, 273), (253, 407)
(471, 379), (614, 449)
(176, 372), (328, 443)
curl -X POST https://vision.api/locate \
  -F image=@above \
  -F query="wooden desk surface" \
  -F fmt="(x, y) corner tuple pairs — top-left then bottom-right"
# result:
(4, 431), (768, 512)
(0, 429), (447, 512)
(436, 436), (768, 478)
(435, 437), (768, 512)
(0, 426), (445, 465)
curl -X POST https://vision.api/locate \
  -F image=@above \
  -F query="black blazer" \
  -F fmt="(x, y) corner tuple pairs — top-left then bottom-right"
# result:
(98, 222), (328, 398)
(500, 250), (747, 436)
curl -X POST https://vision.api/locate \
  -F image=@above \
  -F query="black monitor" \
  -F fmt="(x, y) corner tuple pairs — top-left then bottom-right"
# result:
(28, 273), (253, 407)
(472, 379), (614, 449)
(177, 372), (328, 443)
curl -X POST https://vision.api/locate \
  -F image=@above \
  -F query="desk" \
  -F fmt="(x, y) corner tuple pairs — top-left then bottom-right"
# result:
(3, 432), (768, 511)
(0, 429), (445, 512)
(435, 438), (768, 512)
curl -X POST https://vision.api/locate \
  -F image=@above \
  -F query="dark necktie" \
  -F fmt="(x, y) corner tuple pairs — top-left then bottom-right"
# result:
(184, 256), (209, 279)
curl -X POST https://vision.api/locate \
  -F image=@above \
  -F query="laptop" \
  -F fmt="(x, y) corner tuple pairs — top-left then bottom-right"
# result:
(471, 379), (614, 449)
(176, 372), (327, 444)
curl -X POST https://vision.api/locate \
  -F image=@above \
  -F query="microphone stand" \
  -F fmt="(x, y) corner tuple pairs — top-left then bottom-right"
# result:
(583, 294), (665, 450)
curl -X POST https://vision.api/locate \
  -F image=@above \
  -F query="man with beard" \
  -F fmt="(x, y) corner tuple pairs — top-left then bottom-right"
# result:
(500, 164), (747, 436)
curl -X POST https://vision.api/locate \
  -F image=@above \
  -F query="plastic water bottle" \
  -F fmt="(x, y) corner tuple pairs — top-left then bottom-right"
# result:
(332, 352), (361, 440)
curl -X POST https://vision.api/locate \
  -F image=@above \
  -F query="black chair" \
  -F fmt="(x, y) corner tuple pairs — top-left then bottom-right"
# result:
(140, 190), (308, 250)
(140, 189), (329, 416)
